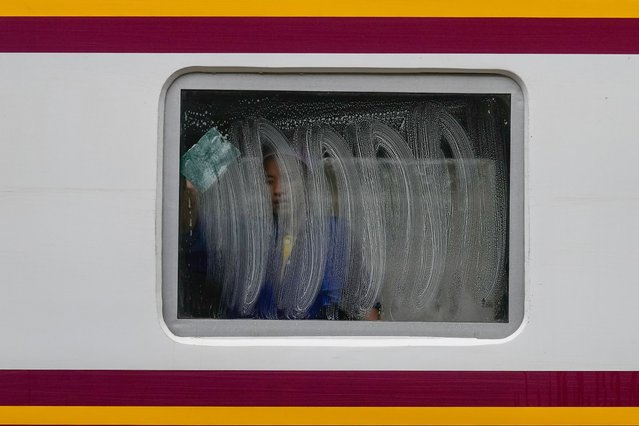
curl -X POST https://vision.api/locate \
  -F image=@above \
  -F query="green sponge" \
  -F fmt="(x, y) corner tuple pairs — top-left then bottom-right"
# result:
(180, 127), (240, 193)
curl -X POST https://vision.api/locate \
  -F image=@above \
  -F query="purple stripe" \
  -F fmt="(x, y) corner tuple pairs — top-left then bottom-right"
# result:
(1, 371), (638, 406)
(0, 17), (638, 53)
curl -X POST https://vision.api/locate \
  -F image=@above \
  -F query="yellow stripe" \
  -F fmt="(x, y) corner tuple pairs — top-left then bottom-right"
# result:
(2, 406), (639, 425)
(2, 0), (639, 17)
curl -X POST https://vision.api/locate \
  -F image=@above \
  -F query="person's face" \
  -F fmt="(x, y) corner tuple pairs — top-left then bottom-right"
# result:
(264, 156), (283, 214)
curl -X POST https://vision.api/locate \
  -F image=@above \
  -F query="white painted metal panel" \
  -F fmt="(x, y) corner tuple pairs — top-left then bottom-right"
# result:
(1, 54), (637, 370)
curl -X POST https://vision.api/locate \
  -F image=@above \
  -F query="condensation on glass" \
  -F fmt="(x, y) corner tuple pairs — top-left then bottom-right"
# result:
(162, 73), (523, 338)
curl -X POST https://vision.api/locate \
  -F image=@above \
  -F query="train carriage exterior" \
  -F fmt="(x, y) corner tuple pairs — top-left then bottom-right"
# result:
(1, 1), (639, 424)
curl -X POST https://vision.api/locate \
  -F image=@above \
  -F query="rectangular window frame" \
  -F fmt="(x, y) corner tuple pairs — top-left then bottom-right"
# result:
(161, 70), (525, 339)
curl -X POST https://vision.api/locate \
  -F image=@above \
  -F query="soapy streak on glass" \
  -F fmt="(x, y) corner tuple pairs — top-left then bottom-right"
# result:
(178, 91), (509, 322)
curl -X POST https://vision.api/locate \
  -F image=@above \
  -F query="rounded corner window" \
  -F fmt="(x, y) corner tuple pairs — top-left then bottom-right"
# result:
(160, 71), (524, 339)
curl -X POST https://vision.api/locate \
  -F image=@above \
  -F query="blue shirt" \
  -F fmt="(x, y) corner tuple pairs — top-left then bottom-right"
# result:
(184, 216), (347, 320)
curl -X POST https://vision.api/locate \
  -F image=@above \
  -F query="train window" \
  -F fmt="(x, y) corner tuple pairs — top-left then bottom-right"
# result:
(161, 72), (524, 338)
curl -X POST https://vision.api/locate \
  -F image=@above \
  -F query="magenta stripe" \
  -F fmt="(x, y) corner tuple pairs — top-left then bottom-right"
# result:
(0, 371), (638, 406)
(0, 17), (638, 53)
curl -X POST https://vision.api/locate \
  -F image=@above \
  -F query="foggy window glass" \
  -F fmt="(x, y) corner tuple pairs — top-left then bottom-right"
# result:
(177, 90), (510, 324)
